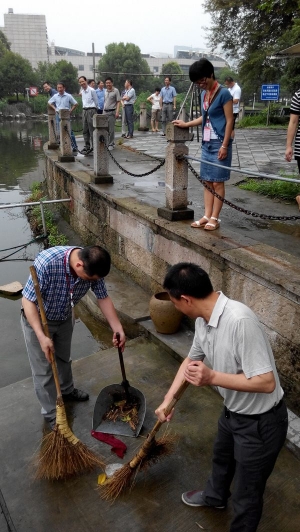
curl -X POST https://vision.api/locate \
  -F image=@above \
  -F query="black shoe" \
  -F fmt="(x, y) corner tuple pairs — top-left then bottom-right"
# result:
(62, 388), (89, 402)
(161, 133), (166, 136)
(121, 134), (126, 137)
(81, 146), (90, 155)
(182, 490), (226, 509)
(73, 148), (78, 153)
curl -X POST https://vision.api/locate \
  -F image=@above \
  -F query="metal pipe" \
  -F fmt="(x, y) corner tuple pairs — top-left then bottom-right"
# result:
(39, 201), (47, 236)
(0, 199), (71, 209)
(184, 155), (300, 184)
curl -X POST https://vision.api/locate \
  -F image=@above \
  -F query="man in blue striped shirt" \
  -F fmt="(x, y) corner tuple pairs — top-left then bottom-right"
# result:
(21, 245), (125, 430)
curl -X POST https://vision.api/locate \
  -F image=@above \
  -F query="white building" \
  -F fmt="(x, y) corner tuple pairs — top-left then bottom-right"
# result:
(1, 9), (48, 68)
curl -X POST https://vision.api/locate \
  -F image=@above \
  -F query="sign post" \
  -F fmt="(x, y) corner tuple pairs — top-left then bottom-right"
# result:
(261, 84), (280, 126)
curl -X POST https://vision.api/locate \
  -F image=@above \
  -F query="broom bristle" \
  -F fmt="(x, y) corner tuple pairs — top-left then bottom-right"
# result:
(98, 463), (136, 501)
(34, 402), (105, 480)
(34, 429), (105, 480)
(99, 432), (178, 501)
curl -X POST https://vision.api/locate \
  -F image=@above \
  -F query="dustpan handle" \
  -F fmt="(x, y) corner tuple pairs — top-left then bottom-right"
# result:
(30, 265), (62, 399)
(116, 332), (130, 400)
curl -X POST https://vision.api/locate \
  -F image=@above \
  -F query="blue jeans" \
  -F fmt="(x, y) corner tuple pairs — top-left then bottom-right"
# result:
(125, 104), (134, 136)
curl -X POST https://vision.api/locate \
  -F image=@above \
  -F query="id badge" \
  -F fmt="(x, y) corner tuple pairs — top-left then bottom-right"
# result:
(203, 126), (211, 141)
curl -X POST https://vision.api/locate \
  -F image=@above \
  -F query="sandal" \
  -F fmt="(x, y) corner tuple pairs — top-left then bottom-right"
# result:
(204, 217), (221, 231)
(191, 216), (210, 228)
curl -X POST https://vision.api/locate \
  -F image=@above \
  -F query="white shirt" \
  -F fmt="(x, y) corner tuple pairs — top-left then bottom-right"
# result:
(80, 86), (98, 109)
(227, 83), (241, 114)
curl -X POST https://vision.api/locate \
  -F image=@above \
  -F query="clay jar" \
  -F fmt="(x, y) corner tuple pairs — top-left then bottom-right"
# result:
(149, 291), (183, 334)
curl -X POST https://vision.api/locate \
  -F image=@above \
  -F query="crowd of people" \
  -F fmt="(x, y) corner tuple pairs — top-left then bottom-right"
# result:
(43, 60), (299, 214)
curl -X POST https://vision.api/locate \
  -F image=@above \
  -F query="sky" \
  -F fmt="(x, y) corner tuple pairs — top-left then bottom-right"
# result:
(1, 2), (212, 56)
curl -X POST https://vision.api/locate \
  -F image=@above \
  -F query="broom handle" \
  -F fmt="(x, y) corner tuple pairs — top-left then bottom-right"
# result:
(129, 379), (189, 468)
(30, 265), (62, 399)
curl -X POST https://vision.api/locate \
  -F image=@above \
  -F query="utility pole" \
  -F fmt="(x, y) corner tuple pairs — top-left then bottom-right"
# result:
(92, 43), (96, 79)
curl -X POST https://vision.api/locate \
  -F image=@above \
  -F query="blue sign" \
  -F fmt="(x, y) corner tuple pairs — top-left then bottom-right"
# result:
(261, 84), (280, 101)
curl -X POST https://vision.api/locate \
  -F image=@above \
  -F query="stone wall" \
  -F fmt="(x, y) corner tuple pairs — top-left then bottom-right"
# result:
(45, 150), (300, 413)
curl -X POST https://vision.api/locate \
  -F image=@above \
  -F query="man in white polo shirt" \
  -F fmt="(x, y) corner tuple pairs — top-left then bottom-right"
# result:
(156, 262), (287, 532)
(225, 77), (241, 139)
(78, 76), (98, 155)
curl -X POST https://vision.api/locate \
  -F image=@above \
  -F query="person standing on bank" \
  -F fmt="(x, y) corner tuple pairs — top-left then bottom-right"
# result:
(173, 59), (233, 231)
(21, 245), (126, 430)
(48, 82), (79, 153)
(122, 79), (136, 138)
(103, 77), (121, 150)
(160, 76), (176, 136)
(155, 262), (288, 532)
(147, 88), (161, 132)
(78, 76), (98, 155)
(224, 77), (241, 139)
(96, 80), (106, 114)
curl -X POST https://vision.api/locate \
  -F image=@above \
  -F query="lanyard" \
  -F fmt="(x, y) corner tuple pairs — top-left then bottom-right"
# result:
(64, 251), (74, 308)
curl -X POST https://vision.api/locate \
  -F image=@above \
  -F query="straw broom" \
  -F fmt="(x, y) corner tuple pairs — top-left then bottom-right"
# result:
(30, 266), (105, 480)
(99, 379), (189, 501)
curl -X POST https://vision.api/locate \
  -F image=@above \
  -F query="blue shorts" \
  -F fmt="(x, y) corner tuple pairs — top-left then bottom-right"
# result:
(200, 139), (232, 182)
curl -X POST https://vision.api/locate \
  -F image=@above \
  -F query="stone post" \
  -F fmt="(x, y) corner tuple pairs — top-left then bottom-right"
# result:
(92, 114), (113, 184)
(58, 110), (75, 162)
(157, 123), (194, 221)
(47, 107), (59, 149)
(138, 102), (149, 131)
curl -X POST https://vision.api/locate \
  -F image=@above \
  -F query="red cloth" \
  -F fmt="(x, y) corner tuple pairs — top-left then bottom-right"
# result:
(91, 430), (127, 458)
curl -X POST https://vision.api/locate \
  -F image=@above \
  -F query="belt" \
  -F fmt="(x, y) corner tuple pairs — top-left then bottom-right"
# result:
(83, 107), (96, 110)
(224, 398), (284, 420)
(104, 109), (116, 112)
(163, 102), (173, 104)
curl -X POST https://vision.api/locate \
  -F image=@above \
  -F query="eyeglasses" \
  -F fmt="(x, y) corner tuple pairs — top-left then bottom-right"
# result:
(195, 78), (207, 86)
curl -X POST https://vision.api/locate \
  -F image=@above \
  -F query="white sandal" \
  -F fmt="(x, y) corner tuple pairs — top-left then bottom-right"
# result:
(204, 217), (221, 231)
(191, 216), (210, 228)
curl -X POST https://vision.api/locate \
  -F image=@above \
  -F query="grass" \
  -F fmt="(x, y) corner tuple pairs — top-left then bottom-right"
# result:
(26, 182), (68, 246)
(238, 175), (300, 200)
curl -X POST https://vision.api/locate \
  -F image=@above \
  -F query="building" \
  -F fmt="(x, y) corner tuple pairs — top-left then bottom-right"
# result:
(0, 10), (227, 82)
(1, 9), (48, 68)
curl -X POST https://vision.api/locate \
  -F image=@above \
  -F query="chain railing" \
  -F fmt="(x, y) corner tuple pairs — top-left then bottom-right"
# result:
(183, 158), (300, 221)
(99, 135), (165, 177)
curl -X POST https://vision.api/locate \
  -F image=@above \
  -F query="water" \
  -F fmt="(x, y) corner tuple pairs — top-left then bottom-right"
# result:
(0, 120), (108, 388)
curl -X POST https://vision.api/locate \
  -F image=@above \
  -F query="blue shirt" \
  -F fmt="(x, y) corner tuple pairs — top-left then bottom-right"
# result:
(124, 87), (136, 105)
(201, 87), (232, 140)
(160, 85), (177, 103)
(23, 246), (108, 320)
(48, 91), (77, 111)
(95, 88), (106, 110)
(48, 88), (57, 97)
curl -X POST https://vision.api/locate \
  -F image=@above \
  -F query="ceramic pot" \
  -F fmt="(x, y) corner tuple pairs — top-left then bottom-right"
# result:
(149, 291), (183, 334)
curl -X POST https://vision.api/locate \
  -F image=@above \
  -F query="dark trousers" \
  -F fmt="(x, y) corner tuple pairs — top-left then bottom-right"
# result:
(125, 104), (134, 136)
(203, 401), (288, 531)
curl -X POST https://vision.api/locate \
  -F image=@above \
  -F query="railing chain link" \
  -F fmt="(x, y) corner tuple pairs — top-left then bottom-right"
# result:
(99, 136), (165, 178)
(183, 158), (300, 221)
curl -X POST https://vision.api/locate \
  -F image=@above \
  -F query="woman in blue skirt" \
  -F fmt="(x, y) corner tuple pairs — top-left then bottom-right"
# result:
(174, 59), (234, 231)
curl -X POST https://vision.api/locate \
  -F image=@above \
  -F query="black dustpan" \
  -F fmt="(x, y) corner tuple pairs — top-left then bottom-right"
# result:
(92, 334), (146, 437)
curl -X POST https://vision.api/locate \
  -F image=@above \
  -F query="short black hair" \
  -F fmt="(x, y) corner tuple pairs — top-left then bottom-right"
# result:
(88, 79), (95, 84)
(78, 75), (87, 81)
(164, 76), (172, 82)
(189, 59), (215, 82)
(155, 87), (160, 92)
(225, 76), (234, 83)
(57, 81), (65, 88)
(43, 81), (51, 86)
(105, 77), (113, 83)
(78, 246), (111, 278)
(163, 262), (213, 300)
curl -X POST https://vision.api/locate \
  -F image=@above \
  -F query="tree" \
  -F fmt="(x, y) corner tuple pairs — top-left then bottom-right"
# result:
(0, 52), (35, 99)
(203, 0), (300, 97)
(98, 42), (154, 93)
(0, 30), (10, 51)
(35, 60), (79, 94)
(160, 62), (188, 94)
